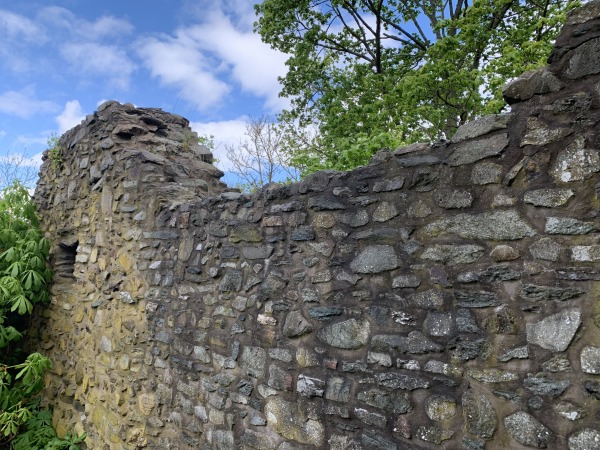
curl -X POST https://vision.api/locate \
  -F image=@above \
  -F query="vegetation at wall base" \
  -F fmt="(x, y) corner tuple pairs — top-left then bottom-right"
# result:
(0, 182), (84, 449)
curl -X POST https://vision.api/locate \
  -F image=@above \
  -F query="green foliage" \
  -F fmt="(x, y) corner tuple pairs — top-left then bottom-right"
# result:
(255, 0), (578, 174)
(0, 182), (83, 449)
(46, 134), (63, 170)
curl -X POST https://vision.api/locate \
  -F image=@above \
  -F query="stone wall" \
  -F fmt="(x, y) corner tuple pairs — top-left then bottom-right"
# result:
(33, 3), (600, 449)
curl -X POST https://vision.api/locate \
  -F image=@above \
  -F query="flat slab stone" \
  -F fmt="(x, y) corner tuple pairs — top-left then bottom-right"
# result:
(521, 284), (585, 302)
(526, 308), (581, 351)
(420, 244), (485, 265)
(524, 189), (574, 207)
(452, 114), (512, 143)
(572, 245), (600, 261)
(545, 217), (596, 235)
(375, 372), (431, 390)
(423, 210), (535, 240)
(447, 133), (509, 166)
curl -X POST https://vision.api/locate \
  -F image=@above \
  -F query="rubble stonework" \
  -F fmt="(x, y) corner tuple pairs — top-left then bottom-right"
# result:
(33, 3), (600, 449)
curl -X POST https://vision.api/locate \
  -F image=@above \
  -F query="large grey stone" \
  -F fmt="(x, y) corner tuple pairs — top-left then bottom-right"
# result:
(502, 68), (564, 104)
(521, 117), (571, 147)
(354, 408), (386, 428)
(219, 270), (243, 292)
(392, 274), (421, 288)
(297, 374), (325, 398)
(423, 210), (535, 240)
(420, 244), (484, 265)
(567, 1), (600, 24)
(240, 347), (266, 378)
(448, 133), (509, 166)
(317, 319), (370, 349)
(425, 395), (456, 421)
(454, 290), (501, 308)
(265, 397), (324, 446)
(350, 245), (399, 273)
(357, 388), (412, 414)
(241, 429), (278, 449)
(242, 245), (273, 259)
(452, 114), (512, 143)
(213, 430), (235, 450)
(565, 37), (600, 79)
(504, 412), (553, 448)
(375, 372), (431, 390)
(373, 175), (405, 192)
(572, 245), (600, 261)
(373, 202), (399, 222)
(551, 136), (600, 183)
(424, 312), (453, 336)
(521, 284), (584, 302)
(462, 390), (497, 439)
(524, 189), (574, 207)
(434, 189), (473, 209)
(526, 309), (581, 351)
(523, 374), (570, 396)
(471, 162), (503, 185)
(325, 377), (351, 402)
(339, 210), (369, 227)
(568, 429), (600, 450)
(410, 289), (445, 309)
(478, 264), (521, 282)
(283, 311), (314, 338)
(545, 217), (596, 235)
(467, 368), (518, 383)
(530, 238), (561, 261)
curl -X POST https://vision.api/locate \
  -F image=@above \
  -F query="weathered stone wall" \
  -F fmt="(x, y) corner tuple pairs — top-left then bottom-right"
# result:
(33, 3), (600, 449)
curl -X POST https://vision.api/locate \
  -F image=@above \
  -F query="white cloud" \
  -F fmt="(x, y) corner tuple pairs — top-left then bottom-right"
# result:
(0, 9), (43, 41)
(0, 131), (6, 139)
(0, 86), (57, 118)
(136, 5), (288, 112)
(39, 6), (133, 41)
(185, 14), (289, 110)
(56, 100), (86, 133)
(190, 118), (248, 171)
(14, 135), (48, 148)
(60, 42), (135, 89)
(136, 36), (231, 109)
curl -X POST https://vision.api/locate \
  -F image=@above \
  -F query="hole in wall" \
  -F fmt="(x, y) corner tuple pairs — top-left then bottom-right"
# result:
(53, 240), (78, 280)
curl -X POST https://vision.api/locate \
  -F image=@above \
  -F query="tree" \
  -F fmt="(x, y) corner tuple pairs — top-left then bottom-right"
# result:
(225, 116), (299, 191)
(255, 0), (577, 174)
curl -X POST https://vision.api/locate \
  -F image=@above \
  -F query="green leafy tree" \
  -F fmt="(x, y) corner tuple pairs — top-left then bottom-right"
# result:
(0, 182), (83, 449)
(255, 0), (577, 173)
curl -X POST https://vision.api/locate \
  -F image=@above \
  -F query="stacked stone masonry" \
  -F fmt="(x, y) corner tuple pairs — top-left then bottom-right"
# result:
(32, 3), (600, 449)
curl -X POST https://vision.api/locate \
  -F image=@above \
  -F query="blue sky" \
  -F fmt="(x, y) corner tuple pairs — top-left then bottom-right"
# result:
(0, 0), (289, 184)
